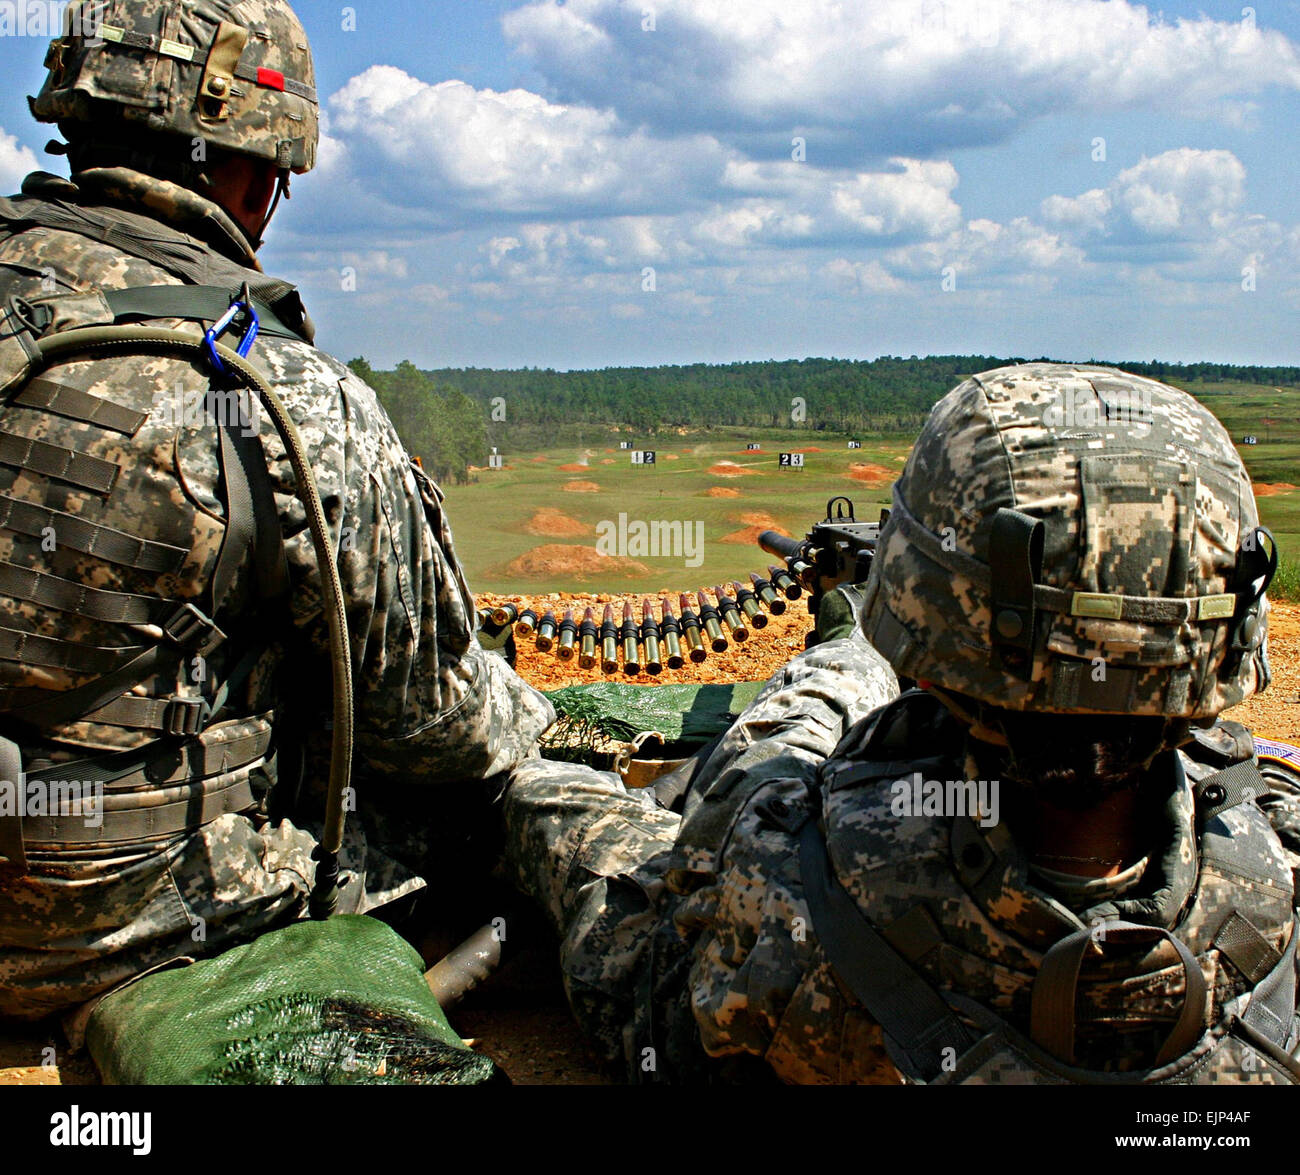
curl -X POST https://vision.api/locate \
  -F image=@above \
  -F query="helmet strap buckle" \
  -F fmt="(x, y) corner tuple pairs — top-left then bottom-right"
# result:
(989, 508), (1044, 681)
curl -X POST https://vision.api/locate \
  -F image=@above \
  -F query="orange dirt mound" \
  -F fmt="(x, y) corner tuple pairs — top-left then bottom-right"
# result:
(848, 463), (895, 487)
(558, 463), (592, 472)
(736, 511), (784, 528)
(1254, 483), (1296, 497)
(531, 456), (549, 463)
(523, 508), (592, 538)
(704, 487), (741, 498)
(708, 462), (757, 477)
(562, 480), (601, 493)
(502, 545), (649, 581)
(601, 458), (615, 465)
(793, 447), (823, 453)
(664, 454), (679, 461)
(721, 523), (789, 545)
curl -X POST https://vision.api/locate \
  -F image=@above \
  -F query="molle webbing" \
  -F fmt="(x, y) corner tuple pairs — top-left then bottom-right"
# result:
(0, 561), (197, 626)
(0, 429), (119, 494)
(14, 377), (146, 434)
(0, 624), (136, 674)
(0, 493), (187, 574)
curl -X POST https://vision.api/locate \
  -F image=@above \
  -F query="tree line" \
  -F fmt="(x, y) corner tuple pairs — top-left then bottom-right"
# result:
(347, 358), (489, 486)
(348, 353), (1300, 479)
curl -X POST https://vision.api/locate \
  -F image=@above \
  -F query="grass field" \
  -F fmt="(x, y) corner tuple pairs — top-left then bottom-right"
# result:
(442, 385), (1300, 599)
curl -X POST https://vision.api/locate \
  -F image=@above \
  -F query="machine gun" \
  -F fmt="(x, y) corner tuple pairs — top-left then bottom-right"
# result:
(758, 496), (888, 646)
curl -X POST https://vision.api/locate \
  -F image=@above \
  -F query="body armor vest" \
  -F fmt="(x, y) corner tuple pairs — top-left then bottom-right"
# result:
(673, 689), (1300, 1084)
(0, 192), (313, 874)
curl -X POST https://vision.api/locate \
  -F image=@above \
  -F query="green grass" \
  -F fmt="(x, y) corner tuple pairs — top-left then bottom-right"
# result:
(442, 384), (1300, 597)
(1272, 556), (1300, 604)
(441, 428), (900, 595)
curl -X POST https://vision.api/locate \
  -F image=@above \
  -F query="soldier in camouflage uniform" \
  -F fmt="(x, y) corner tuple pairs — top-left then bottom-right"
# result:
(0, 0), (553, 1021)
(505, 364), (1300, 1083)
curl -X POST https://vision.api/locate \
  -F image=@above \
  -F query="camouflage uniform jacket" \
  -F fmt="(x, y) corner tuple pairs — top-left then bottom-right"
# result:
(506, 642), (1300, 1083)
(0, 168), (554, 1020)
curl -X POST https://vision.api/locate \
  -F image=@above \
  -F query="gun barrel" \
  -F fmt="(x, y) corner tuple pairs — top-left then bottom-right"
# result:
(758, 530), (804, 562)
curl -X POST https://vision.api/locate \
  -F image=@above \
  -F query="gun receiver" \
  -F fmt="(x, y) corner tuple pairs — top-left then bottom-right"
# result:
(758, 497), (888, 645)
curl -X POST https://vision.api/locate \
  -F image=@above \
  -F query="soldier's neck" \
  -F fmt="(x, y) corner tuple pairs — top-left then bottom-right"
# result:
(1022, 789), (1143, 878)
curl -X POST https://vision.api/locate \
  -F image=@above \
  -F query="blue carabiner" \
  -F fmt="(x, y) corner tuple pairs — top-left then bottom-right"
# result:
(203, 298), (261, 375)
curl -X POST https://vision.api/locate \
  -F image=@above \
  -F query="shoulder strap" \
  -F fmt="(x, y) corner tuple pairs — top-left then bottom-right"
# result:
(104, 286), (307, 343)
(796, 815), (977, 1081)
(0, 196), (312, 342)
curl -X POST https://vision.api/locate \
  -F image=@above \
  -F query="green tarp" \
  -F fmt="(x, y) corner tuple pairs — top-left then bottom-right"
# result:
(541, 681), (764, 762)
(86, 915), (503, 1085)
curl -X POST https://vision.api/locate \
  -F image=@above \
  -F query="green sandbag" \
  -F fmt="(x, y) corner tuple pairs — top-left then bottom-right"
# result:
(541, 681), (764, 763)
(86, 915), (504, 1086)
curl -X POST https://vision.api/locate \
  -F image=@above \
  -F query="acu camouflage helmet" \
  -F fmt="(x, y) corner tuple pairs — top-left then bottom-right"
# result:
(30, 0), (318, 172)
(861, 364), (1274, 719)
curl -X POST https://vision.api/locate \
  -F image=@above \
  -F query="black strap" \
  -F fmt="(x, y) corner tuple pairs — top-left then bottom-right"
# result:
(0, 733), (25, 876)
(1239, 918), (1299, 1047)
(0, 493), (187, 574)
(0, 429), (119, 494)
(1031, 923), (1208, 1067)
(797, 818), (977, 1080)
(1215, 912), (1283, 985)
(0, 603), (222, 735)
(1193, 759), (1267, 825)
(988, 508), (1044, 679)
(104, 285), (307, 343)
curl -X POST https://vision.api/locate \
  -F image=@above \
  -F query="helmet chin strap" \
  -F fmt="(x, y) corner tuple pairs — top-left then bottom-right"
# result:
(254, 168), (291, 251)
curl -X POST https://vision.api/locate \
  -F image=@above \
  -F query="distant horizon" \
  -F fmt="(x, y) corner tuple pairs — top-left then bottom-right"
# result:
(401, 353), (1300, 378)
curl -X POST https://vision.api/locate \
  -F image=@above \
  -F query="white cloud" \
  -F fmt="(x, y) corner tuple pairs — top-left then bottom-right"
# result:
(325, 66), (730, 221)
(504, 0), (1300, 154)
(1041, 148), (1257, 244)
(0, 128), (38, 195)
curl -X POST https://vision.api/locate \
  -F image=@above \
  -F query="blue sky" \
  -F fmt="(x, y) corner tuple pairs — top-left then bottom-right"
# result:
(3, 0), (1300, 370)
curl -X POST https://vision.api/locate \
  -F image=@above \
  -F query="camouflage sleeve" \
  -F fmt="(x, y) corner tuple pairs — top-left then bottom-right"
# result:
(1256, 755), (1300, 876)
(667, 635), (900, 1077)
(256, 347), (555, 784)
